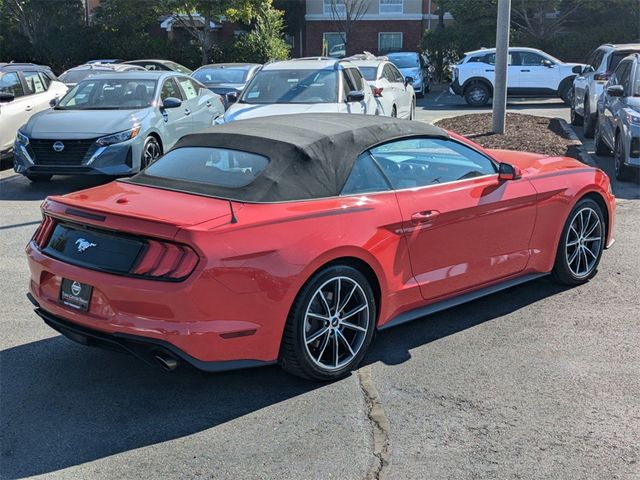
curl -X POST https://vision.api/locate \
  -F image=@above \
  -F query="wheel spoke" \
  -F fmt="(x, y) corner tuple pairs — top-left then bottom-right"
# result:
(318, 290), (332, 316)
(584, 246), (597, 260)
(316, 330), (331, 361)
(583, 236), (601, 243)
(568, 247), (580, 266)
(580, 248), (589, 274)
(306, 325), (329, 344)
(307, 312), (330, 322)
(584, 219), (599, 238)
(341, 320), (366, 332)
(333, 333), (339, 367)
(341, 304), (368, 321)
(338, 284), (357, 314)
(337, 330), (355, 357)
(334, 278), (341, 315)
(566, 238), (580, 247)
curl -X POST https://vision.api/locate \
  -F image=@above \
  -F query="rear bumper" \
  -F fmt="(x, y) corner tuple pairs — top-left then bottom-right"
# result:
(31, 297), (273, 372)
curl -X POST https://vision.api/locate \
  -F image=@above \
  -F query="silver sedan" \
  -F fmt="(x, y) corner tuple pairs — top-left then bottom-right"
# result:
(13, 71), (225, 182)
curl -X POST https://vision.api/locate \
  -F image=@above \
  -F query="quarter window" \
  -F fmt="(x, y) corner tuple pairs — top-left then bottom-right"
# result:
(369, 138), (496, 190)
(341, 153), (390, 195)
(178, 77), (198, 99)
(379, 32), (402, 53)
(0, 72), (25, 97)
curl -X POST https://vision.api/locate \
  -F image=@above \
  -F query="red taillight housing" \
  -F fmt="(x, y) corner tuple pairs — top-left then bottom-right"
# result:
(594, 71), (611, 82)
(130, 239), (199, 280)
(32, 215), (56, 248)
(371, 86), (384, 97)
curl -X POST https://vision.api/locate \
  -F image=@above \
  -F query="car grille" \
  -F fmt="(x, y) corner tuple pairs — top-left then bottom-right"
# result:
(28, 139), (98, 165)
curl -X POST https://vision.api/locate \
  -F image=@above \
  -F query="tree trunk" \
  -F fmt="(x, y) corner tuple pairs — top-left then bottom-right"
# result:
(201, 10), (212, 65)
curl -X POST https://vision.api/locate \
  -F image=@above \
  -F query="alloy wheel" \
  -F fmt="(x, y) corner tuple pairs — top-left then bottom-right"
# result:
(565, 207), (603, 278)
(303, 276), (370, 371)
(143, 139), (161, 168)
(469, 87), (486, 103)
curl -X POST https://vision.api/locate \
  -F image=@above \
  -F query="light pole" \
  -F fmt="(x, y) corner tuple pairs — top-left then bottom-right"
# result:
(492, 0), (511, 134)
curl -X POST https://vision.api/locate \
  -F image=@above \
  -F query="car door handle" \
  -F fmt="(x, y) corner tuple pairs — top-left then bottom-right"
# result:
(184, 108), (191, 115)
(485, 69), (495, 72)
(411, 210), (440, 223)
(520, 69), (530, 72)
(205, 101), (212, 107)
(25, 105), (32, 111)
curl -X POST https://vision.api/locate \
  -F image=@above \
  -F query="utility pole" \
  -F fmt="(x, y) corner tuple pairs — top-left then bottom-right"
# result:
(492, 0), (511, 134)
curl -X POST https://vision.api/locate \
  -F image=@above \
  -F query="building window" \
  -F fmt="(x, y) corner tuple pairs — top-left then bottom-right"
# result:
(324, 0), (346, 15)
(323, 32), (346, 58)
(379, 32), (402, 53)
(379, 0), (403, 14)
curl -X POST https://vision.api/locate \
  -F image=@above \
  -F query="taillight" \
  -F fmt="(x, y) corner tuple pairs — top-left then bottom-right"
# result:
(32, 215), (56, 248)
(372, 86), (384, 97)
(130, 239), (199, 280)
(594, 71), (611, 82)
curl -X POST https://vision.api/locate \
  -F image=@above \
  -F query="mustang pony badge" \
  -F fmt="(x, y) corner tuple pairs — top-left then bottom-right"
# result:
(75, 238), (97, 253)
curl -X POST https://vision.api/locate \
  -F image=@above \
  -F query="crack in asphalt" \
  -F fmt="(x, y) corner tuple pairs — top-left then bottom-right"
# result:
(357, 365), (392, 480)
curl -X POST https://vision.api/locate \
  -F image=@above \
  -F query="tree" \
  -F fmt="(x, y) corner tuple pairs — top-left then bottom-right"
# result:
(511, 0), (582, 43)
(231, 0), (290, 63)
(326, 0), (372, 56)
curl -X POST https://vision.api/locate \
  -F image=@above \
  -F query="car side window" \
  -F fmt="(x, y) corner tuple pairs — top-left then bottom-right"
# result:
(177, 77), (198, 100)
(39, 72), (52, 90)
(0, 72), (25, 97)
(389, 65), (405, 83)
(519, 52), (547, 66)
(347, 68), (365, 91)
(160, 78), (183, 101)
(341, 153), (391, 195)
(342, 70), (357, 94)
(617, 61), (632, 94)
(369, 138), (496, 190)
(23, 71), (47, 95)
(381, 65), (394, 82)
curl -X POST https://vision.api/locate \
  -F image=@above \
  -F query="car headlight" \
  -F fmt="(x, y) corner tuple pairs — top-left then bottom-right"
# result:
(96, 126), (141, 147)
(16, 130), (29, 146)
(626, 112), (640, 126)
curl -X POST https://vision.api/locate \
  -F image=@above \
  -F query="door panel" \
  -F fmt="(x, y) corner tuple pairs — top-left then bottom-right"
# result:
(395, 176), (538, 301)
(159, 78), (191, 148)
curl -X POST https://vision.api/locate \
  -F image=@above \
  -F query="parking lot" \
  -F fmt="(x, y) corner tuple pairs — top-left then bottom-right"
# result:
(1, 93), (639, 479)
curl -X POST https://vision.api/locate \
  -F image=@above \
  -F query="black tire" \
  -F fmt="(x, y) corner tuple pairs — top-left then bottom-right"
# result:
(279, 265), (376, 381)
(614, 133), (632, 181)
(464, 82), (490, 107)
(583, 97), (597, 138)
(551, 197), (605, 286)
(570, 97), (583, 127)
(594, 121), (611, 156)
(560, 82), (573, 106)
(25, 174), (52, 183)
(141, 136), (162, 170)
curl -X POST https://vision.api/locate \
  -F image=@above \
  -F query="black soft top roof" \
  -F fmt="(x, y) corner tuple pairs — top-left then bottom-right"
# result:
(126, 113), (449, 203)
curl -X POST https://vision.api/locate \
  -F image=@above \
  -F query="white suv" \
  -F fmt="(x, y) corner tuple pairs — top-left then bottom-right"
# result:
(219, 58), (376, 123)
(571, 43), (640, 137)
(450, 47), (585, 107)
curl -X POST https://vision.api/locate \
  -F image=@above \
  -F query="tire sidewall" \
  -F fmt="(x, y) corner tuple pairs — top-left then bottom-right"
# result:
(553, 198), (605, 285)
(141, 136), (161, 170)
(285, 265), (376, 381)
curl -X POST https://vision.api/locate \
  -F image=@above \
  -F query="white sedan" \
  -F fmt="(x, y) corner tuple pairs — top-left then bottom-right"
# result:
(350, 59), (415, 119)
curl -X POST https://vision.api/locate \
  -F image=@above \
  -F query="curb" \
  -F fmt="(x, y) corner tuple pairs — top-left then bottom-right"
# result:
(557, 118), (597, 167)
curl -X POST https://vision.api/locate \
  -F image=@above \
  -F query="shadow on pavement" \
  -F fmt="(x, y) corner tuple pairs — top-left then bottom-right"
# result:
(1, 278), (568, 478)
(0, 173), (111, 202)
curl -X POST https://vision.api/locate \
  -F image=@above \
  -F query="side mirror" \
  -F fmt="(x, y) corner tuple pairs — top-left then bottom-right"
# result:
(572, 65), (584, 74)
(542, 59), (554, 68)
(161, 97), (182, 109)
(498, 162), (522, 181)
(49, 97), (59, 107)
(0, 92), (15, 103)
(606, 85), (624, 97)
(346, 91), (365, 102)
(404, 76), (414, 87)
(225, 91), (239, 104)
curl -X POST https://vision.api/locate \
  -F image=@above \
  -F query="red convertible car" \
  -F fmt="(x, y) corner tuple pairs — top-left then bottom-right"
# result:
(26, 114), (615, 380)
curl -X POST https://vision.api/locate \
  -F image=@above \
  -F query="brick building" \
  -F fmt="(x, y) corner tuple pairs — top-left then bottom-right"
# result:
(302, 0), (451, 57)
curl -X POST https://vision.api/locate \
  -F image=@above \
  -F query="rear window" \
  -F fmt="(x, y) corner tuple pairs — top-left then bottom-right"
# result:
(609, 51), (639, 72)
(59, 69), (112, 84)
(358, 67), (378, 81)
(144, 147), (269, 188)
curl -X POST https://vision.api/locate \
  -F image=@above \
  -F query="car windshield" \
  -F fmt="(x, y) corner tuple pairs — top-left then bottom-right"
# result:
(144, 147), (269, 188)
(193, 67), (249, 84)
(240, 69), (338, 104)
(358, 67), (378, 81)
(59, 69), (113, 84)
(57, 78), (157, 110)
(387, 54), (419, 68)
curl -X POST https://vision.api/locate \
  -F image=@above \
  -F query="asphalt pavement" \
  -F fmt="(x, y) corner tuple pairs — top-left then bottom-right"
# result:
(1, 97), (639, 479)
